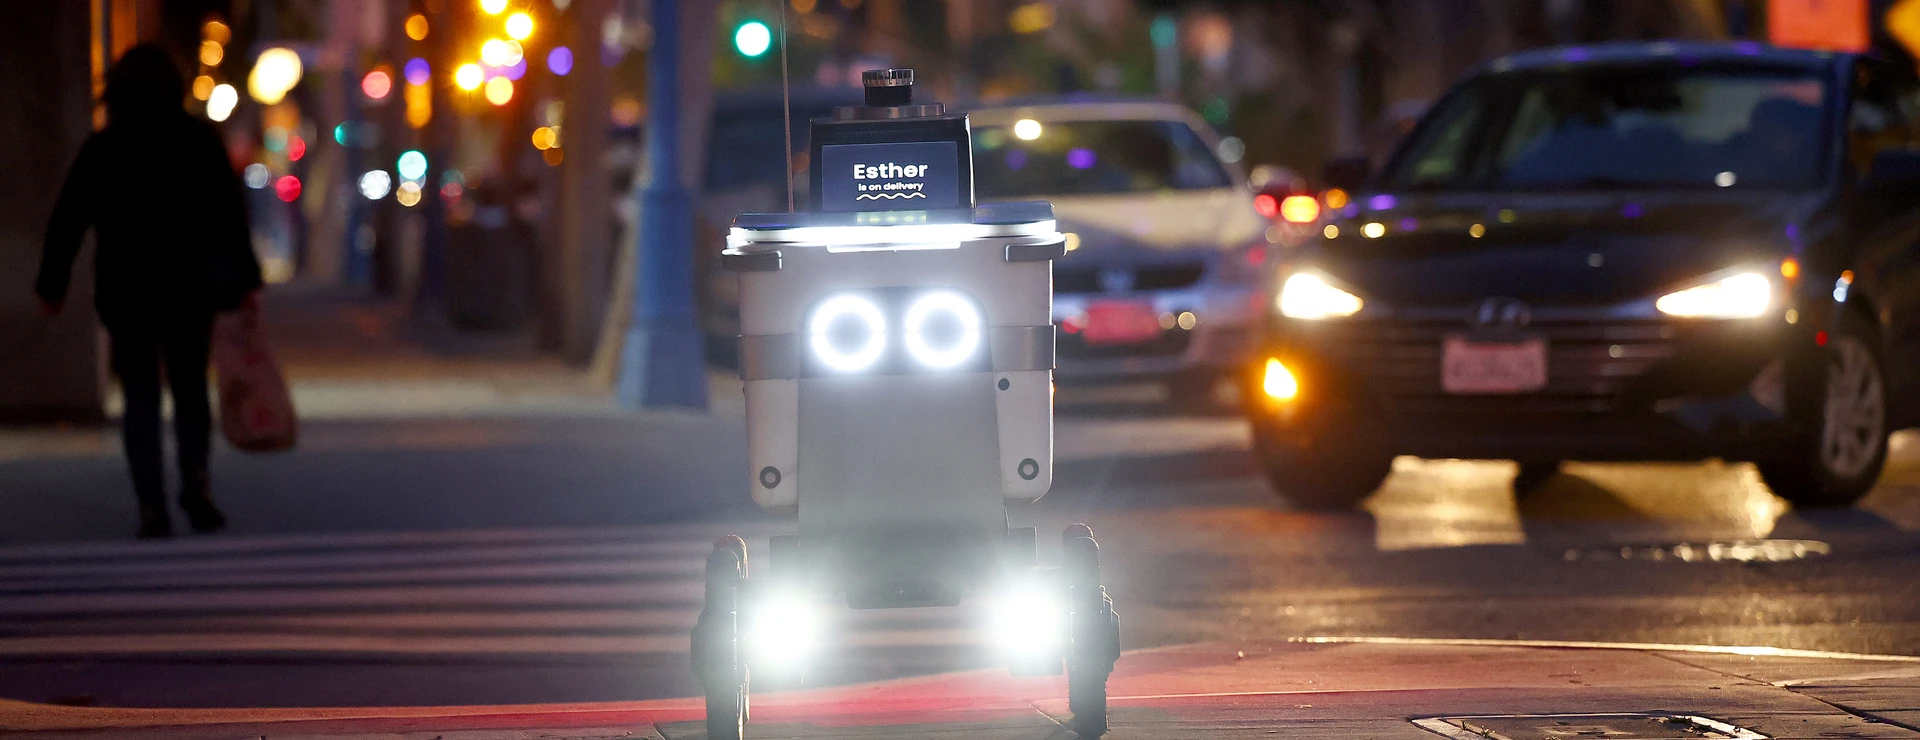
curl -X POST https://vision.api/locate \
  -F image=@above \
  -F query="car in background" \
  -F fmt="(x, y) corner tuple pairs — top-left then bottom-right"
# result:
(970, 101), (1271, 405)
(1245, 42), (1920, 510)
(697, 88), (862, 366)
(1248, 165), (1328, 248)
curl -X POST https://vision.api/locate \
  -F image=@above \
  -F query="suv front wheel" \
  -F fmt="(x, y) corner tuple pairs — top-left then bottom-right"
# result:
(1757, 313), (1888, 508)
(1251, 423), (1392, 511)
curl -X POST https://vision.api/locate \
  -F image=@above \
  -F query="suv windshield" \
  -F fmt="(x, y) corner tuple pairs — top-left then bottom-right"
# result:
(972, 119), (1233, 197)
(1384, 65), (1831, 191)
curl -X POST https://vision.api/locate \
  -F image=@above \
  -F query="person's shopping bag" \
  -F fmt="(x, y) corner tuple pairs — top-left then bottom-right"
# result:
(213, 302), (297, 452)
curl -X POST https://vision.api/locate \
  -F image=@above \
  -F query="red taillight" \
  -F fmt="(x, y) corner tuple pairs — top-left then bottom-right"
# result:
(1280, 195), (1321, 224)
(1253, 193), (1280, 219)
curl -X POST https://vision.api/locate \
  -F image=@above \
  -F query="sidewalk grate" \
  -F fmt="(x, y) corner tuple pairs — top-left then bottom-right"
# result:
(1562, 539), (1830, 563)
(1415, 714), (1768, 740)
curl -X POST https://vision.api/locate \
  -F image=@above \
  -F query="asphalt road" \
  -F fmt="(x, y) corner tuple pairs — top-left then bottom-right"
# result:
(1, 384), (1917, 709)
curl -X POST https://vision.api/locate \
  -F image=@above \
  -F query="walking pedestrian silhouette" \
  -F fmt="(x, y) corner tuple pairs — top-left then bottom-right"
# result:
(37, 44), (261, 538)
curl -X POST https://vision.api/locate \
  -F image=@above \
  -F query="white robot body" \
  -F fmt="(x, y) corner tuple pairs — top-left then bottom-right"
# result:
(729, 211), (1063, 543)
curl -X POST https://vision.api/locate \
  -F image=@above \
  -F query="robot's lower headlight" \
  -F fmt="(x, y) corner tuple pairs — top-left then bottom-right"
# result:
(904, 291), (983, 369)
(809, 294), (888, 372)
(988, 584), (1066, 658)
(746, 589), (824, 672)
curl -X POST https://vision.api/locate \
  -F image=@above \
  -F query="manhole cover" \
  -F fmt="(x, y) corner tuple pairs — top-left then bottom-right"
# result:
(1415, 714), (1767, 740)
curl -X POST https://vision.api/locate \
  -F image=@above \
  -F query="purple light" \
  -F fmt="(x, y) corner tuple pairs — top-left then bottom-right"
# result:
(1368, 194), (1397, 211)
(1562, 47), (1591, 61)
(548, 46), (574, 76)
(404, 58), (430, 86)
(1398, 217), (1418, 232)
(1620, 202), (1644, 218)
(1004, 150), (1028, 170)
(1734, 41), (1763, 56)
(504, 57), (527, 81)
(1066, 147), (1097, 170)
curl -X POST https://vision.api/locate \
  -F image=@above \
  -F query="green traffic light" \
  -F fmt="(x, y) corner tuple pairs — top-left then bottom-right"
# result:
(397, 150), (428, 182)
(734, 20), (771, 57)
(1150, 16), (1177, 49)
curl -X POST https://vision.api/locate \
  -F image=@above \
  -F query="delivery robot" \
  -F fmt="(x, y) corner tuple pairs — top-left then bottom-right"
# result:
(697, 69), (1120, 739)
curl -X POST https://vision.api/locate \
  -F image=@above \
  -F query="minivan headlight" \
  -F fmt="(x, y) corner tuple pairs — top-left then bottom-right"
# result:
(1278, 272), (1364, 319)
(1655, 272), (1772, 318)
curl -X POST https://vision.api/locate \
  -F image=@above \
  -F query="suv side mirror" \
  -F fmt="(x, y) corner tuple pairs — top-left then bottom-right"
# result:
(1322, 156), (1372, 191)
(1868, 148), (1920, 188)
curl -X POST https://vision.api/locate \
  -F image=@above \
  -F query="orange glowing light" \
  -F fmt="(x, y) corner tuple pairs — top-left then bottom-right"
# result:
(483, 76), (514, 105)
(1280, 195), (1321, 224)
(1262, 358), (1299, 400)
(1323, 188), (1350, 210)
(1781, 258), (1800, 279)
(405, 84), (432, 128)
(405, 14), (430, 40)
(505, 12), (534, 40)
(455, 63), (484, 90)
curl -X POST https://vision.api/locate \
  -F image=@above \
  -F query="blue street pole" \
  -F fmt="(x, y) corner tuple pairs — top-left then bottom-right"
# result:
(619, 0), (709, 409)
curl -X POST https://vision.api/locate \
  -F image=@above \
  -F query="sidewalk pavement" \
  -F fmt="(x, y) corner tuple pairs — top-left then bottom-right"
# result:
(2, 639), (1915, 739)
(257, 282), (649, 419)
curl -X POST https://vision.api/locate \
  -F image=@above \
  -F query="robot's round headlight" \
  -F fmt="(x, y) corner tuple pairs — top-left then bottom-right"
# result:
(904, 291), (982, 369)
(809, 294), (888, 372)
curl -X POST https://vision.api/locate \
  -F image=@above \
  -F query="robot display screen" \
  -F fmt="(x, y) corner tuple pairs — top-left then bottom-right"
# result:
(817, 141), (965, 211)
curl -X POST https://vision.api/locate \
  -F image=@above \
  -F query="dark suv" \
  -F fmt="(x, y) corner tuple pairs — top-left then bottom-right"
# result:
(1245, 42), (1920, 510)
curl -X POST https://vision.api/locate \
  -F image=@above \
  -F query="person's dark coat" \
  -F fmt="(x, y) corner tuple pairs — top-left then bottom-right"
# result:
(37, 45), (261, 327)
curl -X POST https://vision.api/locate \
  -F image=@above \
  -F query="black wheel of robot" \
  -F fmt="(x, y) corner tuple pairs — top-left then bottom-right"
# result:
(695, 536), (749, 740)
(1062, 524), (1119, 738)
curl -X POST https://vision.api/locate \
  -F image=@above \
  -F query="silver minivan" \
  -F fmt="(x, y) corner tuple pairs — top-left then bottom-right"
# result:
(969, 102), (1271, 405)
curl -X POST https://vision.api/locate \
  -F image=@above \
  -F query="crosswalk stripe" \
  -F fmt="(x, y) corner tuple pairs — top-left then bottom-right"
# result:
(0, 540), (718, 581)
(0, 578), (707, 617)
(0, 525), (998, 661)
(0, 608), (704, 634)
(0, 627), (987, 656)
(0, 554), (707, 592)
(0, 523), (787, 564)
(0, 633), (694, 655)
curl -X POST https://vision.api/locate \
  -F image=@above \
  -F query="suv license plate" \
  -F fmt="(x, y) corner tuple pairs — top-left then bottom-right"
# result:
(1442, 336), (1547, 394)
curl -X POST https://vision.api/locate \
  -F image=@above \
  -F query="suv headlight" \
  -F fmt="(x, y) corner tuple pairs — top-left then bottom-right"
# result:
(1278, 272), (1364, 319)
(1655, 272), (1772, 318)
